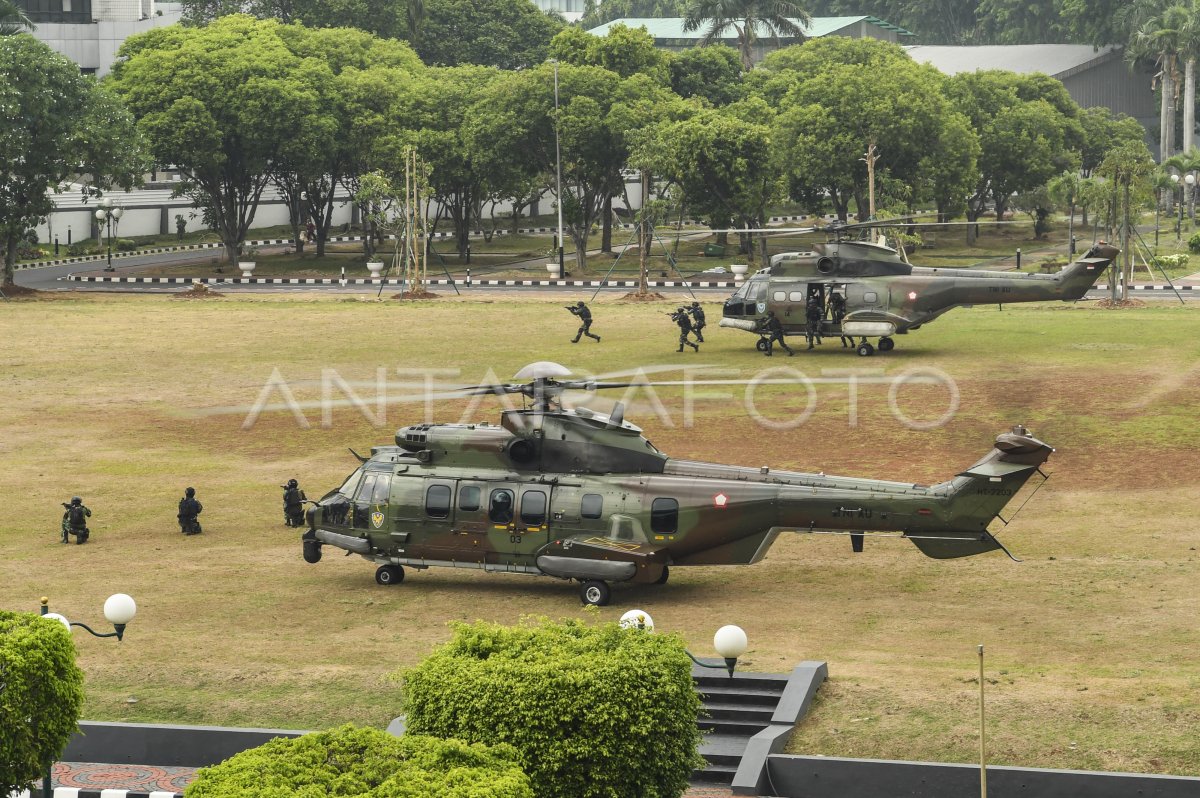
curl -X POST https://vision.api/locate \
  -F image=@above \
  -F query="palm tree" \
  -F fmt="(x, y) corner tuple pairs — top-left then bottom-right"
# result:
(682, 0), (812, 72)
(1177, 1), (1200, 154)
(1127, 3), (1190, 161)
(0, 0), (35, 35)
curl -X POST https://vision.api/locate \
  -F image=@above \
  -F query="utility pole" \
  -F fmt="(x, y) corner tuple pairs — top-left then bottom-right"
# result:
(861, 141), (879, 223)
(638, 169), (649, 296)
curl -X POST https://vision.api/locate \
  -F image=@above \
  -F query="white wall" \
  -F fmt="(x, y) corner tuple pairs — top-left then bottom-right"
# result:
(30, 4), (182, 75)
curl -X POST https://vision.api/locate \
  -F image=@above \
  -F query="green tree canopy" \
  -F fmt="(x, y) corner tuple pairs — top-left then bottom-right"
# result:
(551, 24), (668, 82)
(404, 618), (703, 798)
(180, 0), (424, 41)
(186, 725), (533, 798)
(1, 35), (144, 285)
(667, 43), (745, 105)
(413, 0), (565, 68)
(0, 612), (85, 795)
(0, 0), (34, 35)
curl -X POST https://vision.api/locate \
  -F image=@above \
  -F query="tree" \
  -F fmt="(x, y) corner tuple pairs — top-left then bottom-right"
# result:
(1, 36), (145, 286)
(181, 0), (425, 41)
(918, 111), (981, 223)
(1127, 3), (1191, 162)
(185, 725), (533, 798)
(1097, 141), (1155, 299)
(682, 0), (813, 71)
(0, 612), (85, 796)
(807, 0), (983, 44)
(1080, 106), (1149, 175)
(579, 0), (689, 29)
(667, 44), (745, 106)
(551, 24), (668, 83)
(413, 0), (565, 69)
(403, 618), (703, 798)
(110, 15), (326, 266)
(1047, 170), (1082, 247)
(0, 0), (34, 34)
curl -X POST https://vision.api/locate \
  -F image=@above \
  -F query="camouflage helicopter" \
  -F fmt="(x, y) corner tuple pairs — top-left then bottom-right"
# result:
(301, 362), (1054, 606)
(719, 224), (1119, 356)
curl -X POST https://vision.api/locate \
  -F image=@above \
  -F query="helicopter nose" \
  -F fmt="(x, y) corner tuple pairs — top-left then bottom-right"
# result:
(306, 505), (319, 530)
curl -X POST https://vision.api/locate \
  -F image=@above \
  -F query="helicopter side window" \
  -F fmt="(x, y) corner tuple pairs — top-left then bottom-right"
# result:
(581, 494), (603, 519)
(772, 291), (786, 301)
(864, 291), (878, 303)
(425, 485), (451, 519)
(788, 291), (805, 302)
(458, 485), (481, 512)
(650, 498), (679, 535)
(352, 473), (379, 528)
(489, 489), (515, 524)
(520, 490), (547, 526)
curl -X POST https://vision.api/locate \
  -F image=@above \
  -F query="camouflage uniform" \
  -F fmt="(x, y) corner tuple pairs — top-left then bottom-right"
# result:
(282, 479), (307, 527)
(178, 487), (204, 535)
(671, 308), (699, 352)
(760, 311), (793, 356)
(805, 296), (824, 349)
(567, 302), (601, 342)
(829, 292), (853, 348)
(61, 497), (91, 544)
(689, 302), (706, 342)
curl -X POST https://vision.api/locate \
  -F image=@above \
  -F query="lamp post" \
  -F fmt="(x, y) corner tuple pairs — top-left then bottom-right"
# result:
(38, 594), (136, 797)
(551, 58), (565, 280)
(619, 612), (747, 677)
(94, 197), (123, 272)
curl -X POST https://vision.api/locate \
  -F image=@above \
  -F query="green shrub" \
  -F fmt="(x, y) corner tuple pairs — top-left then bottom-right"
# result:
(16, 246), (43, 261)
(1188, 232), (1200, 253)
(185, 725), (531, 798)
(404, 618), (703, 798)
(0, 612), (85, 796)
(1157, 252), (1190, 269)
(115, 238), (138, 252)
(66, 242), (102, 257)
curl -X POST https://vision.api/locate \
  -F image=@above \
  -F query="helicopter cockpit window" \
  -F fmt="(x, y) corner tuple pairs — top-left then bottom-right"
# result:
(581, 493), (603, 519)
(333, 469), (362, 499)
(458, 485), (481, 512)
(352, 473), (379, 528)
(425, 485), (451, 519)
(489, 489), (515, 523)
(650, 498), (679, 535)
(520, 490), (547, 526)
(745, 280), (767, 303)
(372, 477), (390, 504)
(607, 514), (647, 543)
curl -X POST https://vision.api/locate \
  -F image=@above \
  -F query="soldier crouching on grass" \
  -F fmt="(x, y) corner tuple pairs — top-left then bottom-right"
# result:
(60, 496), (91, 544)
(178, 487), (203, 535)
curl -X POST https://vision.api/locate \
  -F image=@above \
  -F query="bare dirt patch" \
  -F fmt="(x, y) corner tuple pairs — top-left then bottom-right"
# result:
(172, 283), (224, 299)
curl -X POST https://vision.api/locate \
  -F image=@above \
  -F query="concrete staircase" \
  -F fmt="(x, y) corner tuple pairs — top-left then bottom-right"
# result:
(692, 669), (791, 786)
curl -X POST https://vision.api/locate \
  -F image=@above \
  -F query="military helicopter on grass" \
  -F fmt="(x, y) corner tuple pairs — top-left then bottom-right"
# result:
(299, 362), (1054, 606)
(719, 221), (1119, 356)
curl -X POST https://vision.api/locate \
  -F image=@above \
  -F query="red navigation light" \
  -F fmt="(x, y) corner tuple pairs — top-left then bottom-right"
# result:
(907, 291), (918, 300)
(714, 493), (729, 508)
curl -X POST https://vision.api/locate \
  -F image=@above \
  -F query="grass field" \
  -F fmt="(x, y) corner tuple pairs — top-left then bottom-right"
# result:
(1, 293), (1199, 776)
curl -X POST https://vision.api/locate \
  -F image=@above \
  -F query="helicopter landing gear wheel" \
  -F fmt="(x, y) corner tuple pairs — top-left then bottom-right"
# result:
(655, 565), (670, 585)
(878, 337), (894, 352)
(580, 580), (611, 606)
(856, 341), (875, 357)
(303, 540), (322, 563)
(375, 564), (404, 585)
(755, 338), (769, 352)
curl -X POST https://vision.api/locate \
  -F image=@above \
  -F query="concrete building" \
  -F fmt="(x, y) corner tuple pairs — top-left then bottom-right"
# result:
(585, 16), (914, 64)
(15, 0), (183, 76)
(908, 44), (1160, 146)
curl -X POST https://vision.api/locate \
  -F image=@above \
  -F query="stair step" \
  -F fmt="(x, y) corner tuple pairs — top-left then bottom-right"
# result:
(694, 672), (789, 692)
(699, 717), (771, 735)
(697, 685), (785, 705)
(699, 732), (754, 759)
(691, 763), (737, 785)
(703, 702), (775, 722)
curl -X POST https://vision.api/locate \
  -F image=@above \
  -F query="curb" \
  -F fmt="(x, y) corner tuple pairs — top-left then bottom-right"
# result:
(64, 275), (740, 289)
(18, 790), (178, 798)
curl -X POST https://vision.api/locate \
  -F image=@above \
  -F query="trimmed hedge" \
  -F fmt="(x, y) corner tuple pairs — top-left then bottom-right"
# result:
(0, 612), (85, 796)
(184, 725), (532, 798)
(403, 618), (703, 798)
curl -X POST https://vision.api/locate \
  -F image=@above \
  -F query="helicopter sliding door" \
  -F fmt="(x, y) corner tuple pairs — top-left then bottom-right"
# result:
(481, 483), (552, 571)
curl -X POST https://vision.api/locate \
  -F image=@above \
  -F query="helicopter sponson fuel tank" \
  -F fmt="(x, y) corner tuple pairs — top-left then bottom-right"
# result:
(300, 366), (1056, 606)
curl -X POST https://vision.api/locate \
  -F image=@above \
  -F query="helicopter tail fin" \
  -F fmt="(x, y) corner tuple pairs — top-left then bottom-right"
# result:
(1052, 242), (1119, 300)
(908, 426), (1053, 559)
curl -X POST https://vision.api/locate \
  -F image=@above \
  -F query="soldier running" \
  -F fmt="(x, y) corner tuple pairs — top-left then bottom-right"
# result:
(670, 307), (700, 352)
(60, 496), (91, 544)
(178, 487), (204, 535)
(281, 478), (307, 527)
(566, 301), (601, 343)
(759, 310), (793, 356)
(688, 301), (707, 342)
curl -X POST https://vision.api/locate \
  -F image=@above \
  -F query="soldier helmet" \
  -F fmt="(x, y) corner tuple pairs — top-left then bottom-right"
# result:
(287, 479), (298, 489)
(767, 310), (776, 316)
(71, 496), (82, 505)
(677, 307), (686, 312)
(691, 301), (699, 308)
(185, 487), (195, 497)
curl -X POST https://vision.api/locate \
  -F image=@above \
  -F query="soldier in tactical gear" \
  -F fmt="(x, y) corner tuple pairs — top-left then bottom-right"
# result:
(759, 310), (793, 356)
(805, 294), (824, 350)
(689, 301), (706, 342)
(178, 487), (203, 535)
(670, 307), (700, 352)
(281, 479), (307, 527)
(566, 301), (601, 343)
(60, 496), (91, 544)
(828, 291), (853, 348)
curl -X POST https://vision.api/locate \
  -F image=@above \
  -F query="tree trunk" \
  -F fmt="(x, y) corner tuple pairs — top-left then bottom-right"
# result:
(601, 194), (613, 253)
(4, 233), (18, 286)
(1164, 57), (1177, 160)
(638, 170), (649, 295)
(1186, 58), (1196, 154)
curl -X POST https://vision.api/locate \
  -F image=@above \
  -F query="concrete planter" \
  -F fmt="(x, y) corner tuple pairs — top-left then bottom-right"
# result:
(367, 261), (385, 278)
(238, 261), (256, 278)
(730, 263), (749, 283)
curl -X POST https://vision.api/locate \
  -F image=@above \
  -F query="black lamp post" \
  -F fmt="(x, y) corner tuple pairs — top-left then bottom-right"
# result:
(95, 198), (123, 272)
(37, 594), (136, 797)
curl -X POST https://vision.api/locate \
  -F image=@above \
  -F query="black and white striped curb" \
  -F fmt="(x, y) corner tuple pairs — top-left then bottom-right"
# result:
(65, 274), (739, 289)
(14, 789), (178, 798)
(1094, 284), (1196, 291)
